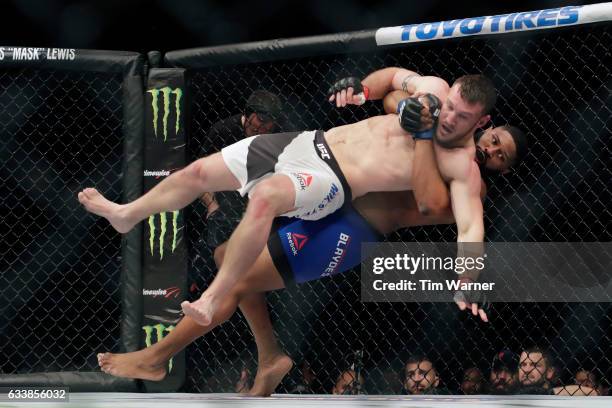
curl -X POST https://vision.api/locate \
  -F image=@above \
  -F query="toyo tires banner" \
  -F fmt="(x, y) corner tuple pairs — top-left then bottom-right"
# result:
(375, 3), (612, 45)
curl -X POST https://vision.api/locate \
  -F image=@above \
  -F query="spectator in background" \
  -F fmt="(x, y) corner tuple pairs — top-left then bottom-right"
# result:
(549, 362), (562, 388)
(289, 360), (324, 394)
(575, 369), (597, 389)
(568, 369), (601, 396)
(402, 355), (450, 395)
(517, 349), (600, 396)
(597, 380), (609, 396)
(332, 369), (365, 395)
(205, 89), (283, 143)
(488, 349), (519, 395)
(460, 367), (484, 395)
(517, 347), (555, 394)
(374, 366), (403, 395)
(200, 90), (284, 266)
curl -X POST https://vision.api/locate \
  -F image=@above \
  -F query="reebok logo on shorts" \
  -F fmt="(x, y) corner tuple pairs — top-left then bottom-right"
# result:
(293, 172), (313, 190)
(287, 232), (308, 255)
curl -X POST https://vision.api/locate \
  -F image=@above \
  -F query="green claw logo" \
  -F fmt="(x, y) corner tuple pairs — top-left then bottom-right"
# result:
(147, 87), (183, 141)
(148, 211), (180, 260)
(142, 323), (175, 372)
(146, 86), (183, 258)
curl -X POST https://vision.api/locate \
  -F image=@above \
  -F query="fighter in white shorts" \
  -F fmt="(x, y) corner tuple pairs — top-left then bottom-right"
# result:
(222, 130), (351, 220)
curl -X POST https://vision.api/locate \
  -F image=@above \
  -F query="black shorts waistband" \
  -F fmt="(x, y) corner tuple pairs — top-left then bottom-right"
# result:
(313, 130), (352, 204)
(268, 219), (296, 287)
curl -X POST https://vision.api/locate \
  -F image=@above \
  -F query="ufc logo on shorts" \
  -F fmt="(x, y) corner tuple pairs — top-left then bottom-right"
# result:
(316, 143), (331, 160)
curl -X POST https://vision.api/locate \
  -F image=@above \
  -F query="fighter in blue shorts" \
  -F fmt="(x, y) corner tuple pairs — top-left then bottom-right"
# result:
(268, 204), (382, 286)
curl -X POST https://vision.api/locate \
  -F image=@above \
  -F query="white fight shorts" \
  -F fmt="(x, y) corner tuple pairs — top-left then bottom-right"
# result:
(221, 130), (351, 221)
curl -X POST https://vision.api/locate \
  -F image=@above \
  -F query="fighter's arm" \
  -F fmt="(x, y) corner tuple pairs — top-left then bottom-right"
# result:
(393, 180), (487, 228)
(421, 170), (489, 322)
(381, 90), (450, 216)
(329, 67), (449, 107)
(412, 140), (451, 216)
(447, 164), (488, 321)
(362, 67), (448, 100)
(383, 90), (408, 114)
(449, 169), (485, 244)
(448, 166), (485, 282)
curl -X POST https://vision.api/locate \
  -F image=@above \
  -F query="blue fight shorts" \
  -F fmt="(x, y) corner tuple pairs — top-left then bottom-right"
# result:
(267, 204), (382, 286)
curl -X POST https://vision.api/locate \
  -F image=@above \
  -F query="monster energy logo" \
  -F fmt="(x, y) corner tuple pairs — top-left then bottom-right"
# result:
(143, 323), (175, 373)
(147, 87), (183, 141)
(148, 211), (180, 260)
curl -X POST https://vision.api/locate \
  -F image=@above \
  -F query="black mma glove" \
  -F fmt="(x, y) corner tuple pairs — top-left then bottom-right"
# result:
(327, 76), (369, 105)
(453, 278), (492, 322)
(396, 93), (442, 139)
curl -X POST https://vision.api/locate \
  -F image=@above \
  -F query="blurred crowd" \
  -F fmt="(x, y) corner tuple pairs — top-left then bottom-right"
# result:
(234, 347), (608, 396)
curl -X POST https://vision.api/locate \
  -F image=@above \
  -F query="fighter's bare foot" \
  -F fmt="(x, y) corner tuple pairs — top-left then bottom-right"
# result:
(249, 354), (293, 397)
(97, 351), (166, 381)
(78, 188), (135, 233)
(181, 295), (218, 326)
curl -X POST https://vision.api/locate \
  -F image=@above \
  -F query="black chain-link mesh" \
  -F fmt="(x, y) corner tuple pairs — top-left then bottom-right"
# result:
(0, 68), (125, 373)
(185, 24), (611, 395)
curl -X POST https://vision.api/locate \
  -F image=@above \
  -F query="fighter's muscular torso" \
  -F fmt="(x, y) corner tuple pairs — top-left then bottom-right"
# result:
(324, 114), (415, 198)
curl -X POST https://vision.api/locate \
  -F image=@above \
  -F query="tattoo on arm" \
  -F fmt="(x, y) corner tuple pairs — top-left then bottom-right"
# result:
(401, 74), (420, 92)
